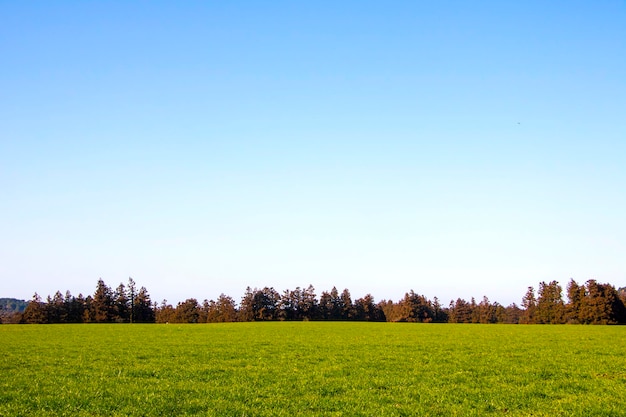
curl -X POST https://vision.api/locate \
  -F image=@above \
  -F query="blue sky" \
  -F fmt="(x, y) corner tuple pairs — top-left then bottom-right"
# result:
(1, 1), (625, 306)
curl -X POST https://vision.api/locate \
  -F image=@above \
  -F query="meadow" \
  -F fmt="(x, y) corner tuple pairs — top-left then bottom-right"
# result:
(1, 323), (625, 416)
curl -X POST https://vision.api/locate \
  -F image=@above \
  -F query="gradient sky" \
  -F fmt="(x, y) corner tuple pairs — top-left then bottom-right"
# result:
(1, 1), (625, 307)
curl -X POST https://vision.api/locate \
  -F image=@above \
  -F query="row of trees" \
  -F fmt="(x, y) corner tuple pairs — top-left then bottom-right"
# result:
(6, 278), (626, 325)
(18, 278), (154, 324)
(154, 286), (386, 323)
(521, 280), (626, 324)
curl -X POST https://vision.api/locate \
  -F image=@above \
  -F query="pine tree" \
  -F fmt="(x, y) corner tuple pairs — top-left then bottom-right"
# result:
(520, 287), (536, 324)
(448, 298), (473, 323)
(92, 279), (115, 323)
(580, 280), (625, 324)
(535, 281), (565, 324)
(127, 278), (137, 323)
(114, 283), (130, 323)
(21, 293), (47, 324)
(565, 279), (585, 323)
(175, 298), (200, 323)
(340, 289), (354, 320)
(134, 286), (155, 323)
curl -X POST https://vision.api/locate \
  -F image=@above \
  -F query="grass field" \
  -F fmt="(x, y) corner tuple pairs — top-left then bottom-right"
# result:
(1, 323), (625, 416)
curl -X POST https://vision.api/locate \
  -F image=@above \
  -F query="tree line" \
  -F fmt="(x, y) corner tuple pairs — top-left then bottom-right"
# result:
(4, 278), (626, 325)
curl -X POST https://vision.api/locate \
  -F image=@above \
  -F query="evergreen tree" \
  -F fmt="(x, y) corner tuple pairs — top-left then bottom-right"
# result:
(239, 287), (255, 322)
(354, 294), (385, 321)
(396, 291), (434, 323)
(432, 297), (448, 323)
(48, 291), (66, 323)
(91, 279), (115, 323)
(565, 279), (585, 324)
(175, 298), (200, 323)
(503, 303), (522, 324)
(340, 289), (354, 320)
(134, 286), (155, 323)
(64, 291), (82, 323)
(278, 287), (300, 321)
(114, 283), (130, 323)
(476, 296), (498, 324)
(21, 293), (47, 324)
(520, 287), (536, 324)
(127, 278), (137, 323)
(214, 294), (238, 322)
(300, 285), (318, 320)
(448, 298), (473, 323)
(580, 280), (626, 324)
(535, 281), (565, 324)
(155, 300), (176, 323)
(318, 290), (332, 320)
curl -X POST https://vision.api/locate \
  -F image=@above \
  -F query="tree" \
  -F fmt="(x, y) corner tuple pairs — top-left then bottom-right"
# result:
(432, 297), (448, 323)
(47, 291), (66, 323)
(520, 287), (536, 324)
(134, 286), (155, 323)
(318, 290), (332, 320)
(300, 285), (318, 320)
(82, 295), (95, 323)
(448, 298), (473, 323)
(114, 283), (130, 323)
(278, 287), (301, 321)
(354, 294), (385, 321)
(579, 280), (626, 324)
(175, 298), (200, 323)
(203, 294), (238, 323)
(253, 287), (280, 321)
(21, 293), (47, 324)
(476, 296), (498, 324)
(155, 300), (175, 323)
(91, 279), (115, 323)
(127, 278), (137, 323)
(565, 279), (585, 323)
(340, 289), (355, 320)
(239, 287), (255, 322)
(535, 281), (565, 324)
(395, 291), (434, 323)
(503, 303), (522, 324)
(64, 291), (85, 323)
(212, 294), (238, 322)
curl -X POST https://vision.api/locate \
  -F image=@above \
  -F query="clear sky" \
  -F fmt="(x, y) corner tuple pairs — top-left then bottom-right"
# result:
(1, 1), (625, 307)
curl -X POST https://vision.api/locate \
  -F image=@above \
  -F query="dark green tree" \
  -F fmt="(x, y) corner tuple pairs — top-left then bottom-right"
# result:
(318, 290), (333, 320)
(114, 283), (130, 323)
(340, 288), (355, 320)
(278, 287), (301, 321)
(133, 286), (155, 323)
(354, 294), (385, 321)
(64, 291), (85, 323)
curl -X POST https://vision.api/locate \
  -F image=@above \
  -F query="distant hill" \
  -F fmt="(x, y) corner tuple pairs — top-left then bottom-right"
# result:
(0, 298), (28, 313)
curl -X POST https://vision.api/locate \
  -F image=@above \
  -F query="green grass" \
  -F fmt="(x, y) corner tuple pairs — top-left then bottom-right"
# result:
(1, 323), (625, 416)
